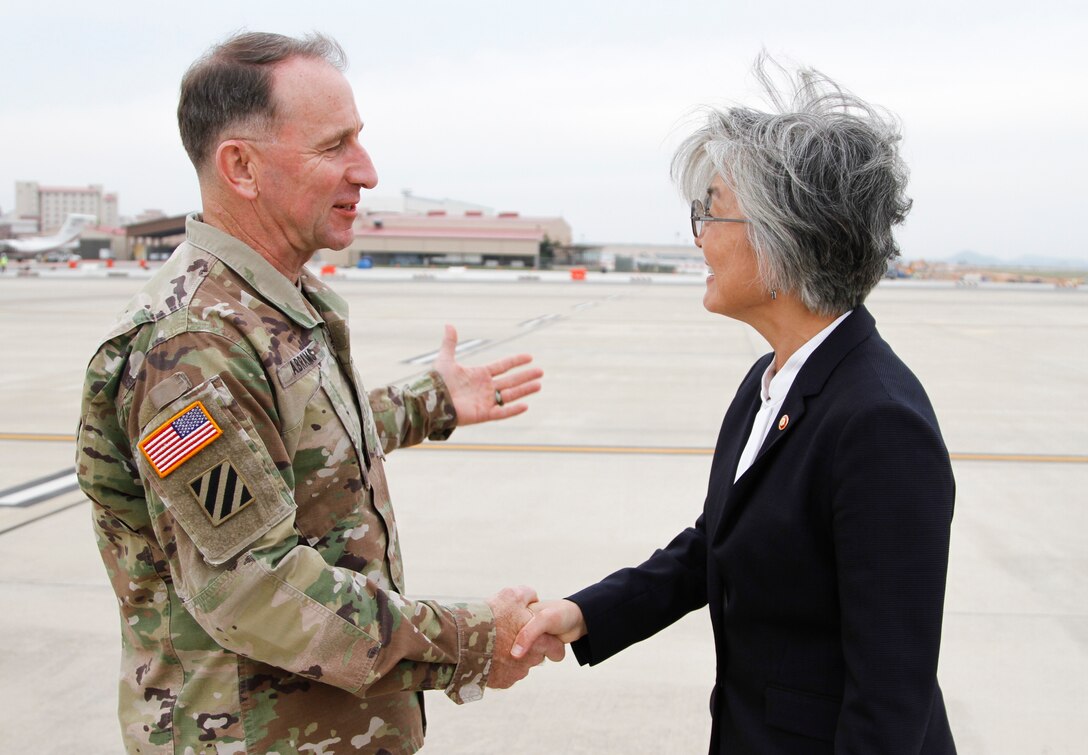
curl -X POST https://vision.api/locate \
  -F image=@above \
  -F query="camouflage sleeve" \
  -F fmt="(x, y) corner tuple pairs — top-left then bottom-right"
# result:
(368, 370), (459, 455)
(121, 329), (494, 703)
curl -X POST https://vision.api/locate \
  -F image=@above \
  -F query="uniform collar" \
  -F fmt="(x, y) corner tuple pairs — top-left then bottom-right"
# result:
(184, 213), (321, 329)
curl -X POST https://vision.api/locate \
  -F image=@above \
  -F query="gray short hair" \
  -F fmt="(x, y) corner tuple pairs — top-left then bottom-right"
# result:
(672, 55), (911, 316)
(178, 31), (347, 171)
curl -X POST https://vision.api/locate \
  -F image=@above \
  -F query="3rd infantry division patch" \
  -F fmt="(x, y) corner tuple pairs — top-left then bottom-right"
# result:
(190, 460), (254, 526)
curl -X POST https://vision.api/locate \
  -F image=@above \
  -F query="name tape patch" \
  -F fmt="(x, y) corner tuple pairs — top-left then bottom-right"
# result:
(290, 345), (319, 375)
(277, 342), (323, 388)
(139, 400), (222, 478)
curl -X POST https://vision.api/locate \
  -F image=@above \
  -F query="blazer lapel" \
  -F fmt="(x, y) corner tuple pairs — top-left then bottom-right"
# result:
(709, 307), (878, 546)
(703, 355), (768, 538)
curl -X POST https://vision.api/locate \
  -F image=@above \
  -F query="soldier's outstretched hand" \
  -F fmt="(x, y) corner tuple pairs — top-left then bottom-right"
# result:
(433, 324), (543, 426)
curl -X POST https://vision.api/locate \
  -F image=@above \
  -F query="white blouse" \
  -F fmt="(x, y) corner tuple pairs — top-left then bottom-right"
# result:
(734, 310), (852, 482)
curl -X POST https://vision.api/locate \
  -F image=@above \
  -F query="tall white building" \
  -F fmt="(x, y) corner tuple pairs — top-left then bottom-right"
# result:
(14, 181), (119, 232)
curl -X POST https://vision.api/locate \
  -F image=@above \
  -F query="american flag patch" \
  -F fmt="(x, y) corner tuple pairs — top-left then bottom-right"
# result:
(139, 401), (222, 478)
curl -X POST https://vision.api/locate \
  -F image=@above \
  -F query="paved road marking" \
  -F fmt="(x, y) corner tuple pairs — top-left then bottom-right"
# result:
(0, 470), (80, 507)
(0, 432), (75, 442)
(0, 498), (87, 536)
(409, 443), (1088, 464)
(414, 443), (713, 455)
(2, 432), (1085, 464)
(403, 338), (487, 365)
(519, 314), (562, 328)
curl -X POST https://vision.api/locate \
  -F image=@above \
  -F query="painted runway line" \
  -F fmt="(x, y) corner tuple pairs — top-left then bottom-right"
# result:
(2, 432), (1086, 464)
(402, 338), (487, 365)
(0, 469), (80, 507)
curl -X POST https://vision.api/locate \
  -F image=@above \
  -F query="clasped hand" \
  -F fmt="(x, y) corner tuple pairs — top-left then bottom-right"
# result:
(485, 587), (586, 690)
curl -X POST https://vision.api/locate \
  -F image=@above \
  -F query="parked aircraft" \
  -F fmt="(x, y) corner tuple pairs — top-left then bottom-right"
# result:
(0, 214), (96, 259)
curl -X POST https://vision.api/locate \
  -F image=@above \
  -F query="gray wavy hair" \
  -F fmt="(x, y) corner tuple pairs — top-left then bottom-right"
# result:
(671, 55), (911, 316)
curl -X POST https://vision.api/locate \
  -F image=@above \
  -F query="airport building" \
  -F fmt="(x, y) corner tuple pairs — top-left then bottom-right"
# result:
(324, 209), (571, 268)
(578, 241), (704, 274)
(0, 216), (37, 241)
(14, 181), (119, 233)
(5, 183), (696, 271)
(124, 193), (573, 268)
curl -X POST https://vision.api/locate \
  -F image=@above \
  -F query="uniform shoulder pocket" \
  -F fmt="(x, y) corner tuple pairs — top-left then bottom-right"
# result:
(136, 374), (296, 565)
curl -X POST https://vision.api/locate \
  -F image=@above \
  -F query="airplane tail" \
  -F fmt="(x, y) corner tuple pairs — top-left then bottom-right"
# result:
(57, 214), (96, 243)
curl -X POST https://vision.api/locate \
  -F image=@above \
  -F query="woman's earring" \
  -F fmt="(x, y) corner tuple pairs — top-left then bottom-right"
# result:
(770, 289), (777, 301)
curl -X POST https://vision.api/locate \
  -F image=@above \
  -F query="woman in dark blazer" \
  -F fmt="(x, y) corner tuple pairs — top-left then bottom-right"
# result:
(513, 58), (956, 754)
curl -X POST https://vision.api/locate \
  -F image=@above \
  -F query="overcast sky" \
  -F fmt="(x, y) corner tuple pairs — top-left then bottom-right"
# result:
(2, 1), (1084, 263)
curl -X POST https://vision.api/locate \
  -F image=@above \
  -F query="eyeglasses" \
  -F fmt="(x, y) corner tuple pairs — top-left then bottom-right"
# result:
(690, 192), (750, 238)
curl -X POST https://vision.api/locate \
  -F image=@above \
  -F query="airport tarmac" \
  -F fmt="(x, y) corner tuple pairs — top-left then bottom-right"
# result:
(0, 271), (1085, 753)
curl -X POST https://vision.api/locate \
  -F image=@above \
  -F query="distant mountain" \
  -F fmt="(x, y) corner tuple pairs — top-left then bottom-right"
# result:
(915, 250), (1087, 270)
(944, 250), (1000, 266)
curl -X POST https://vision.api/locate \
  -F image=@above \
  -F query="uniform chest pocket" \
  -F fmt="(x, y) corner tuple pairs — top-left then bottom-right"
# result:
(278, 364), (322, 448)
(288, 363), (372, 544)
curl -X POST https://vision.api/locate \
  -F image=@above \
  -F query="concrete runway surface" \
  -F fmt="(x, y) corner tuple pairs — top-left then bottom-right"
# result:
(0, 270), (1085, 753)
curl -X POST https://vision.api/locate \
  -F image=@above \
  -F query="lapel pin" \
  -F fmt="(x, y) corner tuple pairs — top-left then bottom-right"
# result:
(778, 414), (789, 431)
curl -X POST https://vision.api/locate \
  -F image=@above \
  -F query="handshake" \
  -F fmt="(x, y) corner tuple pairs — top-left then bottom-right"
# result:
(483, 586), (588, 689)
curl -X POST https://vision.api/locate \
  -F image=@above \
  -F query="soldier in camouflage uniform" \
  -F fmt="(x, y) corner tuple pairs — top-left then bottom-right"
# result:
(76, 31), (560, 754)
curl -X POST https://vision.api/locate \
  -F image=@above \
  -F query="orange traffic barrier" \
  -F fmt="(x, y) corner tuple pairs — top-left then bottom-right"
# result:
(570, 267), (586, 281)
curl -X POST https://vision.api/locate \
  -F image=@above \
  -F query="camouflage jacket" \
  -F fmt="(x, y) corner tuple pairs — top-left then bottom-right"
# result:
(76, 216), (496, 754)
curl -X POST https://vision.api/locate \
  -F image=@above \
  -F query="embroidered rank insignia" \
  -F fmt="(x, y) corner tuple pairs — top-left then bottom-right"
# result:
(189, 460), (254, 526)
(139, 401), (222, 478)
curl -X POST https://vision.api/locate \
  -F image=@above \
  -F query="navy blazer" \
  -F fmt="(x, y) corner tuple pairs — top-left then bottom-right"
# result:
(570, 307), (956, 754)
